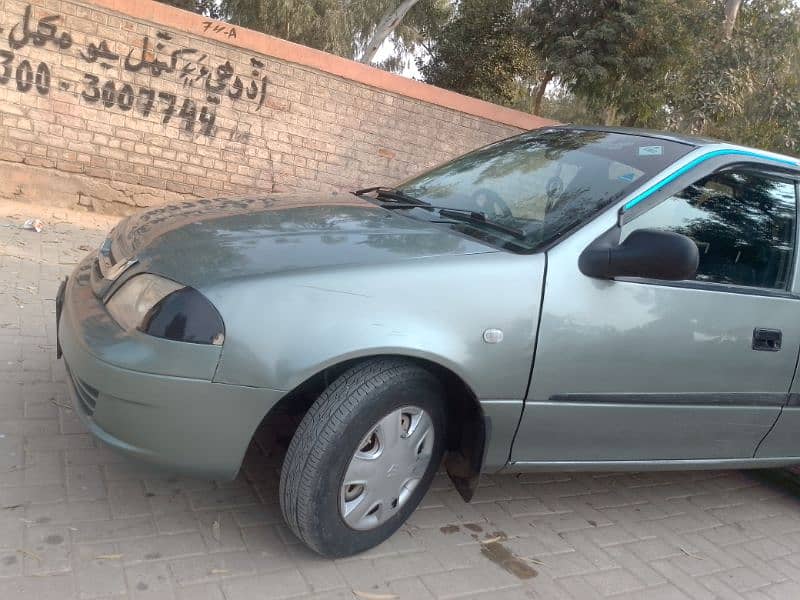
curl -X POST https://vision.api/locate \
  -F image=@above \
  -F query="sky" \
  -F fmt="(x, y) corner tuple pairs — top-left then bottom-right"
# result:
(371, 36), (424, 79)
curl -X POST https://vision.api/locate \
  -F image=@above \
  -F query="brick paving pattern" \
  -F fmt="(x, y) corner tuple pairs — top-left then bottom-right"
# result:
(3, 200), (800, 599)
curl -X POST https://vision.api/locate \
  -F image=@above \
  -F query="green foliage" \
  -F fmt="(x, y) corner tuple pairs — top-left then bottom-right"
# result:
(219, 0), (353, 56)
(422, 0), (800, 156)
(673, 0), (800, 153)
(158, 0), (452, 69)
(378, 0), (453, 72)
(520, 0), (690, 121)
(419, 0), (537, 106)
(155, 0), (221, 18)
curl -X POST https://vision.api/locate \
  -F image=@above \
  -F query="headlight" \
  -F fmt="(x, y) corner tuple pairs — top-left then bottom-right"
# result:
(106, 274), (225, 345)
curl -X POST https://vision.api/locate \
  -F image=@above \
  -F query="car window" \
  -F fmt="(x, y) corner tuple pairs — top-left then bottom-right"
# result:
(395, 129), (694, 252)
(622, 169), (797, 290)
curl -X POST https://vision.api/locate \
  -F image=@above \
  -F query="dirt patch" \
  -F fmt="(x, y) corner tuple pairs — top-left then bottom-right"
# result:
(439, 524), (460, 535)
(480, 533), (537, 580)
(0, 198), (119, 232)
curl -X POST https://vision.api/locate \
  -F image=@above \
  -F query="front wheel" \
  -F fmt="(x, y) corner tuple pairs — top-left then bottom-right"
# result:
(279, 359), (445, 557)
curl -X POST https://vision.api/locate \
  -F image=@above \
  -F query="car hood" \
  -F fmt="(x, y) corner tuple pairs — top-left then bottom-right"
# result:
(111, 193), (496, 288)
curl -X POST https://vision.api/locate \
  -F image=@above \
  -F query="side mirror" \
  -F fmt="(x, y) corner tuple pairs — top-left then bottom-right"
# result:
(579, 228), (699, 281)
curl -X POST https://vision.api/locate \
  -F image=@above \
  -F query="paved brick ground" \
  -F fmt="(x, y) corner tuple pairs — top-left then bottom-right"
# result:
(4, 200), (800, 600)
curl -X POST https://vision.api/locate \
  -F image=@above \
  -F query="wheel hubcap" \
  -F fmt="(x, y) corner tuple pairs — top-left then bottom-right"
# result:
(340, 406), (434, 531)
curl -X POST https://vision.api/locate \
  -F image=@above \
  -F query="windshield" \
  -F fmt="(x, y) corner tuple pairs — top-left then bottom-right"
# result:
(395, 128), (695, 252)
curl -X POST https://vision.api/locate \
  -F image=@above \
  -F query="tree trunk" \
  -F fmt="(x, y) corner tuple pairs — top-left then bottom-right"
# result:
(603, 105), (618, 126)
(360, 0), (421, 64)
(621, 113), (638, 127)
(723, 0), (743, 39)
(532, 71), (554, 115)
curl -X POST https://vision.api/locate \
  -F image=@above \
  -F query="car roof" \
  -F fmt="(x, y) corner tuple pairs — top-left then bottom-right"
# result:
(546, 125), (799, 169)
(548, 124), (720, 147)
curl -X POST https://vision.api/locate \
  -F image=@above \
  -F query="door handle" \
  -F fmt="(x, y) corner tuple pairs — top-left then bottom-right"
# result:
(753, 328), (782, 351)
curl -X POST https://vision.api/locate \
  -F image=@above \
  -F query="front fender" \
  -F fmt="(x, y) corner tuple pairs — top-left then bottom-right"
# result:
(208, 252), (545, 401)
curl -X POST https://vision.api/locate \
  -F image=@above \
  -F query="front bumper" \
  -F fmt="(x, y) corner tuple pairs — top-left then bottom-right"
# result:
(58, 254), (285, 480)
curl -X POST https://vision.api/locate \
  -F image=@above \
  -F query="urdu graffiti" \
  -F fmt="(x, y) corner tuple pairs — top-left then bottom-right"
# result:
(1, 4), (271, 138)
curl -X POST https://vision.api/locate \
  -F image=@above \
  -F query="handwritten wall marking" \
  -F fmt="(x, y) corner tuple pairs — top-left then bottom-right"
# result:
(202, 21), (237, 39)
(3, 5), (274, 138)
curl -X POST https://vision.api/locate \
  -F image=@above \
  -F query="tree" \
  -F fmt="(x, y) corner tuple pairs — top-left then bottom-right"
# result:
(421, 0), (698, 122)
(361, 0), (422, 64)
(673, 0), (800, 152)
(419, 0), (537, 106)
(158, 0), (452, 71)
(156, 0), (220, 18)
(421, 0), (800, 156)
(516, 0), (703, 124)
(723, 0), (744, 38)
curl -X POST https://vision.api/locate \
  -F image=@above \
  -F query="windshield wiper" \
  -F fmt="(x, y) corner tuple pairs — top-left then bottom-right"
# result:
(380, 202), (526, 240)
(356, 187), (525, 240)
(353, 186), (430, 206)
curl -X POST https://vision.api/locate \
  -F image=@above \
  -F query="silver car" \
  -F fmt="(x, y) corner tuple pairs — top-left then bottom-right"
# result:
(58, 126), (800, 557)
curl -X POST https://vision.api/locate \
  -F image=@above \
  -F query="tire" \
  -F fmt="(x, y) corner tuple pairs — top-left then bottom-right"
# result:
(279, 358), (446, 557)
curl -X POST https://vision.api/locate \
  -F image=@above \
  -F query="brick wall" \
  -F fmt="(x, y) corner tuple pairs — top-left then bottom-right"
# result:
(0, 0), (552, 214)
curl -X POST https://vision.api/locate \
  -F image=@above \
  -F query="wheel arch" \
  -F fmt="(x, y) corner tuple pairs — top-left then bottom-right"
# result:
(254, 352), (487, 502)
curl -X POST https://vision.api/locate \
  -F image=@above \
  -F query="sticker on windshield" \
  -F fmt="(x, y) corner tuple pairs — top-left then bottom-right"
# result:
(609, 162), (644, 183)
(638, 145), (663, 156)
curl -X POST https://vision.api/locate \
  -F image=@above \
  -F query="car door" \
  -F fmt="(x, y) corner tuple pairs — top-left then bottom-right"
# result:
(511, 161), (800, 466)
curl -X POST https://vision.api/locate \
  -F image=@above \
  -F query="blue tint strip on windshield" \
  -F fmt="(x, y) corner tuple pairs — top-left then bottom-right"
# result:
(622, 149), (799, 211)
